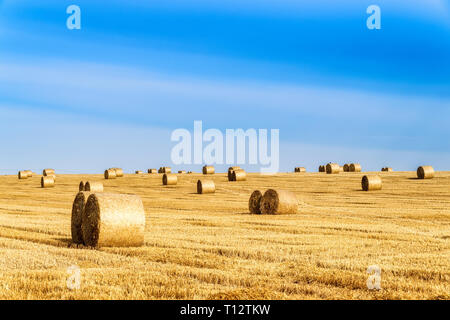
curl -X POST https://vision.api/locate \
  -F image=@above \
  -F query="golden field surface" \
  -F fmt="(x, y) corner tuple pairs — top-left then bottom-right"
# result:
(0, 171), (449, 300)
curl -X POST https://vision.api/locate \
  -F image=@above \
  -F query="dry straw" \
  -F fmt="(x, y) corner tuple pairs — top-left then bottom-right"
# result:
(349, 163), (362, 172)
(232, 170), (247, 181)
(343, 164), (350, 172)
(362, 175), (382, 191)
(79, 181), (85, 191)
(294, 167), (306, 173)
(417, 166), (434, 179)
(85, 181), (104, 192)
(197, 180), (215, 194)
(43, 169), (55, 176)
(104, 169), (117, 179)
(71, 191), (92, 244)
(202, 165), (215, 175)
(163, 173), (177, 185)
(318, 165), (326, 172)
(248, 190), (263, 214)
(228, 166), (241, 181)
(260, 189), (298, 215)
(41, 176), (54, 188)
(326, 163), (340, 174)
(18, 171), (28, 180)
(148, 169), (157, 174)
(381, 167), (393, 172)
(81, 193), (145, 247)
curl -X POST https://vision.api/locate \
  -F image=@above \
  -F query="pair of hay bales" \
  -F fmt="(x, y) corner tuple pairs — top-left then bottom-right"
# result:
(381, 167), (393, 172)
(104, 168), (124, 179)
(228, 167), (246, 182)
(343, 163), (362, 172)
(18, 170), (33, 179)
(71, 192), (145, 247)
(249, 189), (298, 215)
(79, 181), (104, 192)
(203, 165), (215, 175)
(294, 167), (306, 173)
(158, 167), (171, 174)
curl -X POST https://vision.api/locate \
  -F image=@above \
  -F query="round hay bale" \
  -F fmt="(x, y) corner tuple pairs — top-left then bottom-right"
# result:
(25, 170), (33, 177)
(163, 173), (177, 185)
(135, 170), (143, 174)
(417, 166), (434, 179)
(41, 176), (54, 188)
(381, 167), (393, 172)
(362, 175), (382, 191)
(18, 171), (28, 180)
(318, 165), (326, 172)
(228, 166), (241, 181)
(104, 169), (117, 179)
(202, 165), (215, 175)
(161, 167), (171, 173)
(178, 170), (186, 174)
(349, 163), (362, 172)
(112, 168), (124, 177)
(248, 190), (263, 214)
(81, 193), (145, 247)
(79, 181), (85, 191)
(71, 191), (92, 244)
(197, 180), (215, 194)
(148, 169), (157, 174)
(85, 181), (104, 192)
(232, 170), (247, 181)
(326, 163), (340, 174)
(343, 164), (350, 172)
(43, 169), (55, 176)
(260, 189), (298, 215)
(295, 167), (306, 173)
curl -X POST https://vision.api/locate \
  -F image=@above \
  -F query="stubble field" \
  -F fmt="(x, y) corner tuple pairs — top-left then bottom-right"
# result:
(0, 171), (448, 300)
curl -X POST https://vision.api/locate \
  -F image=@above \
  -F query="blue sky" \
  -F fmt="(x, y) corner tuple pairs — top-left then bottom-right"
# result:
(0, 0), (449, 173)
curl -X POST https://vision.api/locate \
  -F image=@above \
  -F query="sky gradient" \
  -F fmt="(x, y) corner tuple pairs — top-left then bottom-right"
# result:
(0, 0), (449, 173)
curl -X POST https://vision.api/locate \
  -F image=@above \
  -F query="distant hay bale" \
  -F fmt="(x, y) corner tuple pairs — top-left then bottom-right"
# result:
(248, 190), (263, 214)
(41, 176), (54, 188)
(85, 181), (104, 192)
(202, 165), (215, 175)
(160, 167), (171, 174)
(148, 169), (157, 174)
(187, 171), (193, 174)
(112, 168), (124, 177)
(381, 167), (393, 172)
(81, 193), (145, 247)
(417, 166), (434, 179)
(25, 170), (33, 177)
(294, 167), (306, 173)
(79, 181), (85, 191)
(71, 191), (92, 244)
(178, 170), (186, 174)
(319, 165), (326, 172)
(18, 171), (28, 180)
(349, 163), (362, 172)
(232, 170), (247, 181)
(343, 164), (350, 172)
(197, 180), (215, 194)
(43, 169), (55, 176)
(228, 166), (241, 181)
(260, 189), (298, 215)
(135, 170), (143, 174)
(104, 169), (117, 179)
(163, 173), (177, 185)
(362, 175), (382, 191)
(326, 163), (340, 174)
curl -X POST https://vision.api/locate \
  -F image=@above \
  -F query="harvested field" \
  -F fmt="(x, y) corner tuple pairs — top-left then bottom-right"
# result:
(0, 171), (449, 300)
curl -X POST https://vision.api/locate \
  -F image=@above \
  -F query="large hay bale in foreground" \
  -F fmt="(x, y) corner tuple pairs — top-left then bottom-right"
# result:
(248, 190), (263, 214)
(202, 165), (215, 175)
(104, 169), (117, 179)
(71, 191), (92, 244)
(294, 167), (306, 173)
(43, 169), (55, 176)
(232, 170), (247, 181)
(260, 189), (298, 215)
(18, 171), (28, 180)
(362, 175), (382, 191)
(228, 166), (241, 181)
(197, 180), (215, 194)
(343, 164), (350, 172)
(81, 193), (145, 247)
(41, 176), (54, 188)
(163, 173), (177, 185)
(349, 163), (362, 172)
(326, 163), (340, 174)
(318, 165), (326, 172)
(85, 181), (104, 192)
(79, 181), (85, 191)
(417, 166), (434, 179)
